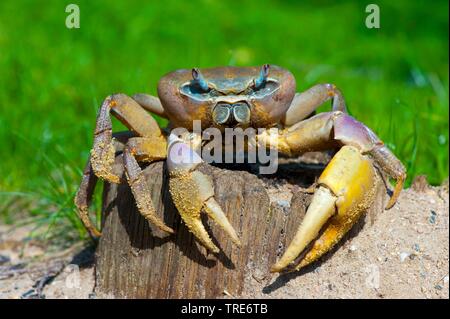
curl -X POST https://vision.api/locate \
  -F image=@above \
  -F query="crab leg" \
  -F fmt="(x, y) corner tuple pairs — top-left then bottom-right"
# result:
(263, 111), (406, 272)
(132, 93), (167, 118)
(167, 134), (241, 253)
(123, 137), (173, 233)
(273, 111), (405, 204)
(90, 94), (163, 184)
(282, 84), (347, 126)
(75, 131), (133, 238)
(74, 156), (101, 238)
(77, 94), (171, 237)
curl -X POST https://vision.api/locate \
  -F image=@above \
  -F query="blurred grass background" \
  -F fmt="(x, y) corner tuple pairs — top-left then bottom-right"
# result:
(0, 0), (448, 240)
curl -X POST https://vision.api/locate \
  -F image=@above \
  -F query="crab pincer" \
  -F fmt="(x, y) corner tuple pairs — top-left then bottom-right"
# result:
(271, 145), (379, 272)
(166, 134), (241, 253)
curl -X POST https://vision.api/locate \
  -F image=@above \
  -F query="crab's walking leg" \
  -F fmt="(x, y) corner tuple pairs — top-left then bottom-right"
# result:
(166, 134), (241, 253)
(90, 94), (164, 184)
(75, 131), (133, 238)
(264, 111), (406, 272)
(75, 157), (101, 237)
(282, 84), (347, 126)
(123, 137), (173, 233)
(77, 93), (172, 237)
(132, 93), (167, 118)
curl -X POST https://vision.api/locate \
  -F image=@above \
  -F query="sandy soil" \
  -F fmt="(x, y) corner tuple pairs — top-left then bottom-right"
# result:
(243, 180), (449, 299)
(0, 226), (96, 299)
(0, 178), (448, 299)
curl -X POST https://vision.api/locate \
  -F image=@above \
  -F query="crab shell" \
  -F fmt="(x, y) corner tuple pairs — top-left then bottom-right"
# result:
(157, 65), (296, 130)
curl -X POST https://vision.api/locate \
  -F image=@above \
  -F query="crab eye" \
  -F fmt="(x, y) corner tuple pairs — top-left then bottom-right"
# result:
(253, 64), (270, 90)
(191, 68), (210, 93)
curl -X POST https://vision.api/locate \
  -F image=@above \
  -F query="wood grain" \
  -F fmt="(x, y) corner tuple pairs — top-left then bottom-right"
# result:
(95, 157), (322, 298)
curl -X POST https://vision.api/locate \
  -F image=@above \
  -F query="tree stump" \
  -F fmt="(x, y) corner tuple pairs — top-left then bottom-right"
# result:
(94, 154), (383, 298)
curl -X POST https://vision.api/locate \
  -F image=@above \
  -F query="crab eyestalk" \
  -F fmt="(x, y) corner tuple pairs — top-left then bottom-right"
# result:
(254, 64), (270, 89)
(192, 68), (210, 92)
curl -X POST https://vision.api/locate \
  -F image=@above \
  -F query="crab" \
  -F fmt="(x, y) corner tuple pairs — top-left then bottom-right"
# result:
(75, 64), (406, 272)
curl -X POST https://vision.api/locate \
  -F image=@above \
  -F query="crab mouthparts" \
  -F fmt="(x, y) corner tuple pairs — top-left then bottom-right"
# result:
(212, 102), (250, 126)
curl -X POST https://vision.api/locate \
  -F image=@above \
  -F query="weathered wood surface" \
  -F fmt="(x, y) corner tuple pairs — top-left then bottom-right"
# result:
(95, 155), (356, 298)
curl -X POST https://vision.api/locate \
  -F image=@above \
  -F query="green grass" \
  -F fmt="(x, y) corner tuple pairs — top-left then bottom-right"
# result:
(0, 0), (448, 240)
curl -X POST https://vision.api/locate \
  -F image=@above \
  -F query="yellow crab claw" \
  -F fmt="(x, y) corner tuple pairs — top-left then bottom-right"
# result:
(271, 146), (378, 272)
(167, 135), (241, 253)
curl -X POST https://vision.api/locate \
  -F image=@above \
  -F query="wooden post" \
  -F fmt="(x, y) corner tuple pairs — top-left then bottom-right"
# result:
(95, 156), (333, 298)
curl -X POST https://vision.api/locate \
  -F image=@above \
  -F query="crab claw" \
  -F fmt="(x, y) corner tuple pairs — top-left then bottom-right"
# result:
(271, 146), (378, 272)
(167, 135), (241, 253)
